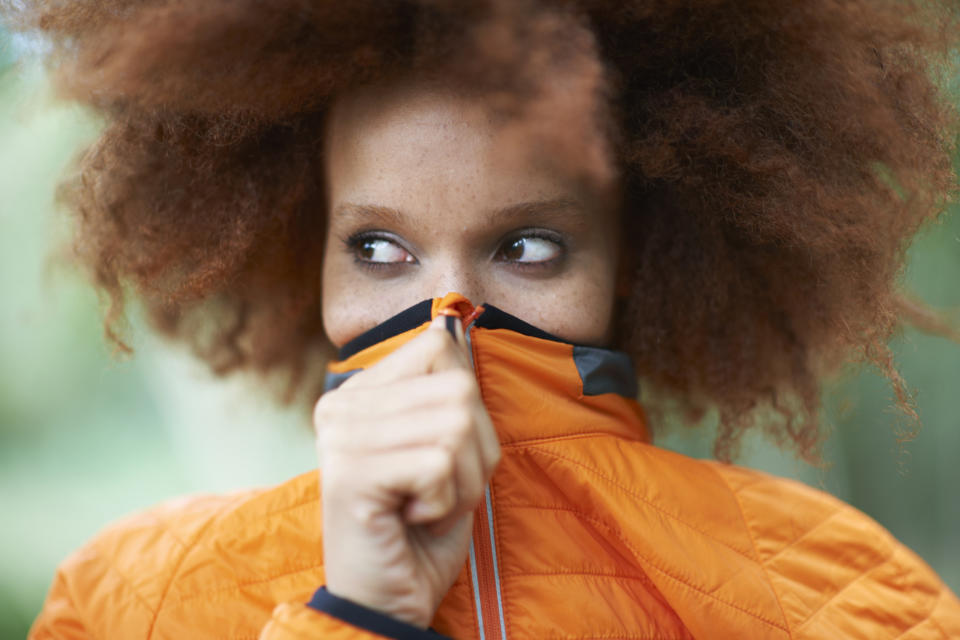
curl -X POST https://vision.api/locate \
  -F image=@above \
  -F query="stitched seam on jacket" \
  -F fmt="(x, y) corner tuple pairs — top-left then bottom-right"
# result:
(503, 432), (644, 448)
(494, 502), (654, 585)
(887, 572), (951, 640)
(495, 498), (786, 630)
(501, 570), (655, 582)
(755, 508), (844, 568)
(709, 467), (793, 638)
(526, 447), (755, 560)
(890, 603), (936, 640)
(157, 494), (322, 603)
(250, 491), (320, 519)
(145, 496), (248, 640)
(95, 549), (159, 618)
(791, 546), (896, 635)
(170, 561), (326, 604)
(220, 492), (320, 524)
(151, 515), (194, 551)
(928, 610), (949, 639)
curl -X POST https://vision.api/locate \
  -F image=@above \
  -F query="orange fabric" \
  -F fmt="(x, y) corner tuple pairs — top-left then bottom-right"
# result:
(327, 326), (429, 374)
(431, 292), (475, 324)
(261, 604), (394, 639)
(30, 295), (960, 639)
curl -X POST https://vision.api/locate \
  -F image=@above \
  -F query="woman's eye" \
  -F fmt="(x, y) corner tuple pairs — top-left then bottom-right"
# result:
(496, 236), (563, 264)
(354, 237), (414, 264)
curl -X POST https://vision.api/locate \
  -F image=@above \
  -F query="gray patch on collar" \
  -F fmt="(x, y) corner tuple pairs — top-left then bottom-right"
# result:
(324, 369), (361, 393)
(572, 346), (638, 398)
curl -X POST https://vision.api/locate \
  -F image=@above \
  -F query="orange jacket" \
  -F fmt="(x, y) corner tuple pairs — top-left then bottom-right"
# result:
(31, 293), (960, 639)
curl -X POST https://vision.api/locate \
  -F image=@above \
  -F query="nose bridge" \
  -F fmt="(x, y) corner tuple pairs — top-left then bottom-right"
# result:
(425, 251), (485, 306)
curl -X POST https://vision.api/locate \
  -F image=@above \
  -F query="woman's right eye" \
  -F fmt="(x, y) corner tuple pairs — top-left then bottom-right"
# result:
(350, 235), (415, 265)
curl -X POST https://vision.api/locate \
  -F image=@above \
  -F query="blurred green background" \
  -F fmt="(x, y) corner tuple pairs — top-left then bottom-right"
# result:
(1, 28), (958, 639)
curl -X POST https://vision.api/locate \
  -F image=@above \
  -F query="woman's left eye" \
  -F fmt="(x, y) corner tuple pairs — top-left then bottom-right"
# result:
(495, 235), (563, 264)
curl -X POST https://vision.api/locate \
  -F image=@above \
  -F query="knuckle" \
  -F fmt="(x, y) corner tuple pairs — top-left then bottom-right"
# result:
(446, 370), (477, 402)
(443, 409), (473, 445)
(423, 448), (456, 482)
(347, 499), (380, 527)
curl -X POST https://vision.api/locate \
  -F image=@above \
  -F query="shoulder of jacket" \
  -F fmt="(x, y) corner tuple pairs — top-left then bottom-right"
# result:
(702, 460), (960, 638)
(52, 469), (322, 629)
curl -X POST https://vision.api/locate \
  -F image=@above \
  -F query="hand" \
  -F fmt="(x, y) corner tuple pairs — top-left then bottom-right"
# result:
(314, 315), (501, 628)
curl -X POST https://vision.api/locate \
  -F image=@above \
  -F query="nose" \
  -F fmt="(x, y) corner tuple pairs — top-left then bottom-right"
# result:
(423, 256), (488, 307)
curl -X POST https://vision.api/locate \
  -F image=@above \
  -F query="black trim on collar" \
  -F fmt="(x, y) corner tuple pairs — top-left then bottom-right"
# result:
(334, 301), (639, 398)
(308, 587), (450, 639)
(470, 303), (564, 341)
(337, 299), (433, 360)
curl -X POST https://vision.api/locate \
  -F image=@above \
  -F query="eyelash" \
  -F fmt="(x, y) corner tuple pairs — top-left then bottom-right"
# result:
(341, 229), (568, 272)
(495, 229), (566, 270)
(342, 231), (413, 272)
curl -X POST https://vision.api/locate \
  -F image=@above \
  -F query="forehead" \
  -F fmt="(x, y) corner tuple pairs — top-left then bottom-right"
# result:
(323, 83), (574, 215)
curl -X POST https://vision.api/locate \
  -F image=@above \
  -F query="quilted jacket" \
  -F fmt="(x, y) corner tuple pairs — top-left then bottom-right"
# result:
(31, 293), (960, 639)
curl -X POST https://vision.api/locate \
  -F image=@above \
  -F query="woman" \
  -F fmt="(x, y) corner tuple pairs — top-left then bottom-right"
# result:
(8, 0), (960, 637)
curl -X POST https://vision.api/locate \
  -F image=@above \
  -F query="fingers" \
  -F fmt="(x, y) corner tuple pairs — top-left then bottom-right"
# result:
(316, 312), (499, 537)
(418, 437), (486, 536)
(430, 313), (470, 372)
(317, 370), (480, 448)
(316, 367), (501, 484)
(323, 447), (453, 524)
(317, 400), (498, 519)
(340, 316), (469, 390)
(324, 445), (470, 526)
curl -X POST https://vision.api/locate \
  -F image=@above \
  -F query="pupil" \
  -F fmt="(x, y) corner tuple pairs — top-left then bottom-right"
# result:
(503, 238), (525, 261)
(360, 240), (377, 260)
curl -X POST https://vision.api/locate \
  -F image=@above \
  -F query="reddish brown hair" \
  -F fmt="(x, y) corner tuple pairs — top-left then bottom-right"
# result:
(5, 0), (960, 460)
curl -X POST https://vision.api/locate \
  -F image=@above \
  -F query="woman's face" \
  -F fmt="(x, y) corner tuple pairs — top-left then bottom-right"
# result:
(321, 82), (621, 349)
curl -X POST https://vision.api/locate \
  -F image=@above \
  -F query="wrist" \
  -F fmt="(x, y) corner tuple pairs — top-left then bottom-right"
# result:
(324, 581), (434, 629)
(308, 587), (447, 639)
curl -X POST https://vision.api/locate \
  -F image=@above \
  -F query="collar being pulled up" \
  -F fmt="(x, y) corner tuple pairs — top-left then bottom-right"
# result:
(325, 293), (649, 445)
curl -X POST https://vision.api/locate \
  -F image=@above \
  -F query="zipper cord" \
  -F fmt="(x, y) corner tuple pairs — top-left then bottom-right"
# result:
(463, 315), (507, 640)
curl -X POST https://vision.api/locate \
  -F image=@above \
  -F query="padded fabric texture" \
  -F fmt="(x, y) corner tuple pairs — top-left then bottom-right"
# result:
(30, 294), (960, 639)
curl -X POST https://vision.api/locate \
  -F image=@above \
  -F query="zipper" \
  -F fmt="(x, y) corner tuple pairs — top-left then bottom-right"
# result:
(468, 487), (507, 640)
(462, 311), (507, 640)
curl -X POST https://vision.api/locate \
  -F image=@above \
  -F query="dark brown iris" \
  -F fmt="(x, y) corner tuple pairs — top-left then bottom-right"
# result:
(499, 238), (525, 261)
(359, 240), (378, 260)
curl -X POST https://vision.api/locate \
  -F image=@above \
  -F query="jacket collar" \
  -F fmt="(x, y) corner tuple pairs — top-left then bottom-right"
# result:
(326, 293), (650, 445)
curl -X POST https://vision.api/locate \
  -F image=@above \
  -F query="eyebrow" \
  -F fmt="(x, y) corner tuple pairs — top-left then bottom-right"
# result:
(331, 197), (590, 228)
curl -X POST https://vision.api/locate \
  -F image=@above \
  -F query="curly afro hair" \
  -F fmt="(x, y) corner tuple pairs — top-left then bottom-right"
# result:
(4, 0), (960, 460)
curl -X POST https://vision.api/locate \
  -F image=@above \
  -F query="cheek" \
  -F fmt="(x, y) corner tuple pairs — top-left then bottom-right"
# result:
(322, 288), (404, 348)
(321, 299), (362, 349)
(320, 244), (367, 348)
(321, 249), (417, 348)
(485, 260), (618, 346)
(548, 250), (620, 345)
(545, 281), (618, 345)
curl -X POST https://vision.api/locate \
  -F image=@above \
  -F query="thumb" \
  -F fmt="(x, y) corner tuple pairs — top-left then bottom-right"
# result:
(431, 312), (471, 372)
